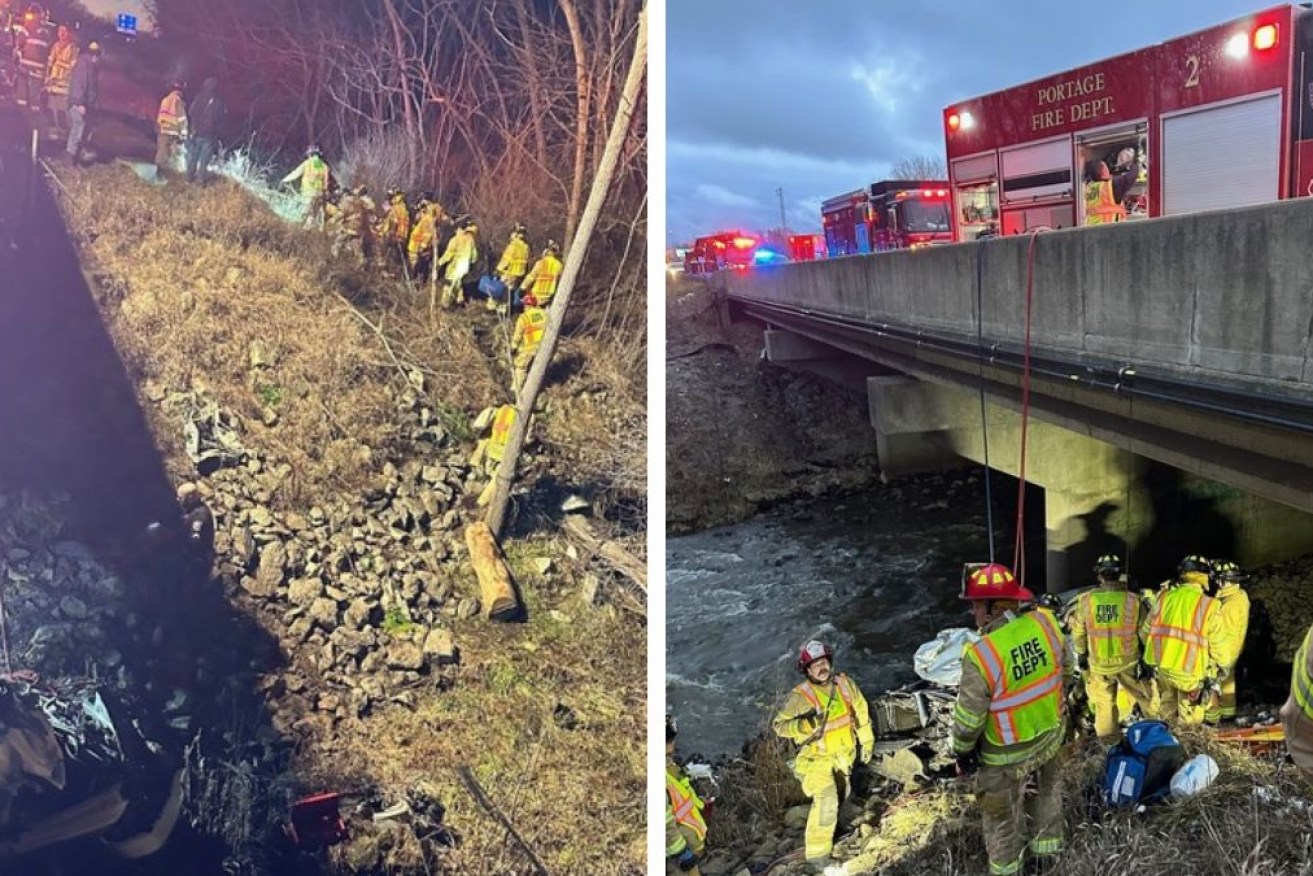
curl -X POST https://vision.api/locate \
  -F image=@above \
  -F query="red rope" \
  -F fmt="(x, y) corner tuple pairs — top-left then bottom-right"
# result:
(1013, 231), (1041, 585)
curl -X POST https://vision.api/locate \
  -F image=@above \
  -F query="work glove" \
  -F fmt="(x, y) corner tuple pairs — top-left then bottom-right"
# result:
(674, 848), (698, 872)
(796, 712), (820, 734)
(954, 749), (979, 777)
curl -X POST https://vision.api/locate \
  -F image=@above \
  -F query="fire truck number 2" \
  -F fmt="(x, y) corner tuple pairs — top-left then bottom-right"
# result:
(1185, 54), (1201, 89)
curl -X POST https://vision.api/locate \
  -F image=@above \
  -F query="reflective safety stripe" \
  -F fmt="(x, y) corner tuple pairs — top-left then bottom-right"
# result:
(523, 311), (547, 346)
(1030, 837), (1063, 856)
(1148, 588), (1212, 679)
(794, 676), (858, 755)
(977, 610), (1064, 747)
(1293, 627), (1313, 720)
(488, 406), (516, 460)
(530, 256), (563, 300)
(1085, 180), (1126, 225)
(1084, 590), (1139, 671)
(666, 768), (707, 845)
(990, 852), (1024, 875)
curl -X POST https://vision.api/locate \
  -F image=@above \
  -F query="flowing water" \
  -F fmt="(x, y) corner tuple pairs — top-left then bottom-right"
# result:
(666, 476), (994, 759)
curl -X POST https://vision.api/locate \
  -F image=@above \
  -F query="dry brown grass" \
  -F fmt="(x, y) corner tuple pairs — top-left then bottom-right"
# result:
(51, 163), (646, 874)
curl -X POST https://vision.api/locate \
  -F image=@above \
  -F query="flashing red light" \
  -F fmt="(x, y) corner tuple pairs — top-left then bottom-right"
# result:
(732, 237), (756, 249)
(1254, 23), (1278, 51)
(922, 189), (932, 197)
(937, 189), (947, 197)
(947, 112), (960, 131)
(713, 241), (726, 250)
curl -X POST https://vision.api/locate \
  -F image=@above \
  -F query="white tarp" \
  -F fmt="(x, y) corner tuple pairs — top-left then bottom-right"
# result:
(914, 627), (981, 687)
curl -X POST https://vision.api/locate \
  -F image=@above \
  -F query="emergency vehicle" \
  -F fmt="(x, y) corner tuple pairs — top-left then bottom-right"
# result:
(821, 180), (953, 256)
(788, 233), (826, 262)
(683, 231), (760, 274)
(943, 4), (1313, 240)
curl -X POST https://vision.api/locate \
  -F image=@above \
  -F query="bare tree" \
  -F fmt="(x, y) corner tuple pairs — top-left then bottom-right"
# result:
(889, 154), (947, 180)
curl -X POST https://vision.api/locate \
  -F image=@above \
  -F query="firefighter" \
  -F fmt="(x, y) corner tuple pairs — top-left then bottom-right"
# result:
(1142, 555), (1226, 725)
(666, 714), (708, 875)
(521, 239), (563, 309)
(154, 81), (189, 176)
(1205, 560), (1251, 724)
(952, 563), (1070, 876)
(281, 146), (332, 230)
(1070, 554), (1156, 739)
(1082, 148), (1140, 226)
(186, 76), (225, 184)
(14, 4), (52, 111)
(407, 196), (442, 278)
(437, 215), (479, 309)
(473, 404), (517, 507)
(42, 24), (75, 138)
(488, 223), (530, 312)
(377, 189), (411, 270)
(510, 294), (548, 398)
(1281, 621), (1313, 780)
(64, 40), (98, 163)
(771, 639), (873, 871)
(336, 185), (376, 265)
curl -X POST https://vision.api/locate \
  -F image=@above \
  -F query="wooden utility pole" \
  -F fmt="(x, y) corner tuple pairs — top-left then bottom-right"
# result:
(484, 3), (647, 537)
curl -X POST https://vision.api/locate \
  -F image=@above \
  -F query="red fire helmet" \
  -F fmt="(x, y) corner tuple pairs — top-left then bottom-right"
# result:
(961, 563), (1034, 602)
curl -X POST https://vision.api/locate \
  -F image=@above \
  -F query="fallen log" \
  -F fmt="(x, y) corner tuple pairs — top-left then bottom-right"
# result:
(562, 515), (646, 594)
(464, 522), (519, 621)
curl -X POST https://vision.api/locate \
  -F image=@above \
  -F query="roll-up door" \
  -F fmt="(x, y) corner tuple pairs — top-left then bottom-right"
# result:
(1000, 137), (1073, 204)
(953, 153), (997, 184)
(1162, 93), (1281, 215)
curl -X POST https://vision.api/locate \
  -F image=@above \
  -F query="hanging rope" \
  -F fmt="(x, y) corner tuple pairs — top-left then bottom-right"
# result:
(1012, 231), (1043, 586)
(975, 239), (996, 564)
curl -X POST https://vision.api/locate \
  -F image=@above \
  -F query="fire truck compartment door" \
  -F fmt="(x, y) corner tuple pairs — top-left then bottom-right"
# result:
(1000, 138), (1073, 204)
(952, 154), (997, 185)
(1162, 93), (1281, 215)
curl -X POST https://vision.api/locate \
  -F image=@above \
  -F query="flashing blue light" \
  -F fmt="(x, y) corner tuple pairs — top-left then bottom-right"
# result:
(753, 247), (779, 264)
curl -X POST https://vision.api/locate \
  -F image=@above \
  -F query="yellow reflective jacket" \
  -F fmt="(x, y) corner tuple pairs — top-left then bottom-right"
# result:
(486, 405), (516, 464)
(380, 199), (411, 243)
(1214, 584), (1250, 670)
(772, 673), (874, 769)
(44, 40), (76, 94)
(439, 229), (478, 281)
(512, 307), (548, 357)
(1084, 180), (1125, 225)
(407, 209), (437, 260)
(1281, 624), (1313, 778)
(282, 156), (330, 196)
(1071, 586), (1141, 675)
(497, 236), (530, 280)
(953, 607), (1068, 767)
(524, 254), (563, 304)
(665, 760), (707, 856)
(157, 90), (187, 137)
(1144, 576), (1223, 688)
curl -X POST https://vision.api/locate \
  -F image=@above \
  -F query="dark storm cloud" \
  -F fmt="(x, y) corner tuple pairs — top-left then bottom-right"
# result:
(667, 0), (1272, 241)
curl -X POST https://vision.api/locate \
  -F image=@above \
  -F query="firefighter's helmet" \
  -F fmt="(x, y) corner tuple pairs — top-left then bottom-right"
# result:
(544, 239), (561, 256)
(961, 563), (1034, 602)
(796, 639), (834, 674)
(86, 41), (101, 55)
(512, 222), (527, 237)
(521, 294), (539, 308)
(1177, 555), (1212, 576)
(306, 144), (322, 158)
(1094, 554), (1123, 576)
(1213, 560), (1246, 584)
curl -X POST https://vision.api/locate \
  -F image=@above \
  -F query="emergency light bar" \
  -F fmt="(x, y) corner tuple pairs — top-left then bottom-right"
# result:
(732, 237), (756, 249)
(1226, 22), (1278, 58)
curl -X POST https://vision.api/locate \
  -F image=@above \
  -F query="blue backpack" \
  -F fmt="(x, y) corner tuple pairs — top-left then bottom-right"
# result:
(1101, 720), (1186, 808)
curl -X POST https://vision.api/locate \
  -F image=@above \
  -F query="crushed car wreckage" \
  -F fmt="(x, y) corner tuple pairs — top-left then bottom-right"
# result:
(0, 673), (184, 863)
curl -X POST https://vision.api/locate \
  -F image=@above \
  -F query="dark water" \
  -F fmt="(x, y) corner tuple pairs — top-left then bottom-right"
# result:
(666, 479), (993, 759)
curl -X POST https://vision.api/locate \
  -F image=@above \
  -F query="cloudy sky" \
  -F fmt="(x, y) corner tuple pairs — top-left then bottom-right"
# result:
(667, 1), (1267, 242)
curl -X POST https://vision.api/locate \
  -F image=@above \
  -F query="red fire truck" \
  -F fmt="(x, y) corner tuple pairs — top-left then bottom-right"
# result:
(683, 231), (760, 274)
(943, 4), (1313, 241)
(788, 233), (825, 262)
(821, 180), (953, 256)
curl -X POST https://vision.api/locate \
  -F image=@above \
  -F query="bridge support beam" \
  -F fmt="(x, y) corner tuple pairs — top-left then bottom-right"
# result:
(763, 328), (835, 363)
(866, 376), (971, 480)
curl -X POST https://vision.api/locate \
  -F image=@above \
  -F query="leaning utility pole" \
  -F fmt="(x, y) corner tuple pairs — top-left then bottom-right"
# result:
(484, 3), (647, 537)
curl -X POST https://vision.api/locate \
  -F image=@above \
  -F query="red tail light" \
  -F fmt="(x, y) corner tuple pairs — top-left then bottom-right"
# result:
(1254, 23), (1278, 51)
(947, 112), (960, 131)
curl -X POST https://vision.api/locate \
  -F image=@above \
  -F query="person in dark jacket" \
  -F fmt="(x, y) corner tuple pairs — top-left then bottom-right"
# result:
(186, 76), (225, 183)
(65, 40), (99, 163)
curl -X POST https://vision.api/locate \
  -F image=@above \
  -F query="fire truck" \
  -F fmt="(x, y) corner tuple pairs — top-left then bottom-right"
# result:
(821, 180), (953, 256)
(788, 233), (826, 262)
(943, 4), (1313, 241)
(683, 231), (760, 274)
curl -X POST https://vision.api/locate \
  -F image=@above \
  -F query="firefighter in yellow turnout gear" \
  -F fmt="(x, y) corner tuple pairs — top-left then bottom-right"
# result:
(438, 216), (479, 309)
(1281, 622), (1313, 780)
(1206, 560), (1250, 723)
(772, 639), (873, 870)
(472, 404), (517, 507)
(155, 81), (188, 176)
(522, 240), (563, 307)
(1070, 554), (1156, 738)
(952, 564), (1071, 876)
(377, 190), (411, 270)
(665, 715), (707, 875)
(1142, 556), (1227, 725)
(511, 296), (548, 398)
(489, 223), (531, 312)
(281, 146), (332, 229)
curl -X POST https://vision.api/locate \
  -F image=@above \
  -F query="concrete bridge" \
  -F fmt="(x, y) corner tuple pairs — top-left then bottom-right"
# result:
(715, 199), (1313, 588)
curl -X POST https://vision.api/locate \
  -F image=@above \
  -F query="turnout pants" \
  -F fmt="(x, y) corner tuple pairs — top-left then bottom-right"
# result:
(1086, 670), (1157, 739)
(1205, 673), (1237, 723)
(976, 755), (1063, 876)
(1157, 678), (1208, 726)
(796, 758), (851, 864)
